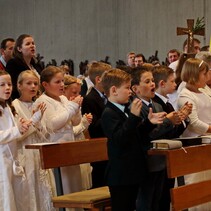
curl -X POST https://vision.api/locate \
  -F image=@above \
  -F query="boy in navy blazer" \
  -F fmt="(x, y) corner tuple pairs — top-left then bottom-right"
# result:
(101, 68), (166, 211)
(81, 61), (111, 188)
(152, 65), (192, 211)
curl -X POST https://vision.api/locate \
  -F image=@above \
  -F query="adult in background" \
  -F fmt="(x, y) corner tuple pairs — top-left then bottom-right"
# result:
(169, 38), (201, 71)
(134, 53), (146, 67)
(6, 34), (41, 99)
(167, 49), (180, 65)
(0, 38), (15, 70)
(126, 52), (135, 68)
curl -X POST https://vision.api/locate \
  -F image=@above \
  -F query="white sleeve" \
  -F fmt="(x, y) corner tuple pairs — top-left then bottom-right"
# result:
(0, 127), (21, 144)
(41, 99), (79, 131)
(178, 94), (209, 134)
(71, 110), (82, 126)
(73, 116), (90, 136)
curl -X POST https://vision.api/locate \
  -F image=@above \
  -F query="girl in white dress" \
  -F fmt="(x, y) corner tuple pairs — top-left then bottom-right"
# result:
(64, 75), (93, 190)
(0, 70), (31, 211)
(178, 58), (211, 211)
(35, 66), (84, 210)
(12, 70), (56, 211)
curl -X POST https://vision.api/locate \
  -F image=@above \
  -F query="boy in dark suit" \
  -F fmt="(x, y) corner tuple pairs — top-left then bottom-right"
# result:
(81, 61), (111, 188)
(130, 67), (192, 211)
(101, 68), (166, 211)
(152, 65), (192, 211)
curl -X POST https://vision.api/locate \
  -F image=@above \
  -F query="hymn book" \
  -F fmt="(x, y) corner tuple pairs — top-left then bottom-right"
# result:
(151, 139), (182, 150)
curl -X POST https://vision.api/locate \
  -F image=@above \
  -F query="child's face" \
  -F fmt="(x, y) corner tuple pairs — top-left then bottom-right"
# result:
(206, 70), (211, 87)
(43, 72), (64, 99)
(134, 71), (155, 102)
(196, 68), (209, 88)
(18, 74), (39, 100)
(64, 83), (81, 99)
(0, 74), (12, 102)
(114, 81), (132, 104)
(163, 74), (177, 94)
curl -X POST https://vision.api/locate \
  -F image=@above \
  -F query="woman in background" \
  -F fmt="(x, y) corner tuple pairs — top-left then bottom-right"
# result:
(6, 34), (42, 99)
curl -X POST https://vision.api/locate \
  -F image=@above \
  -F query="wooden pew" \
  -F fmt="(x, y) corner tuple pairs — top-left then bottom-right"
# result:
(25, 138), (111, 211)
(148, 144), (211, 211)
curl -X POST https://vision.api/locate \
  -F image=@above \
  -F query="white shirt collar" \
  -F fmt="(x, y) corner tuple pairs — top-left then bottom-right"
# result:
(0, 56), (6, 67)
(140, 98), (153, 107)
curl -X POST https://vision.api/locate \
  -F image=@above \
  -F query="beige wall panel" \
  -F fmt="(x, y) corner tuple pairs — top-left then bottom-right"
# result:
(0, 0), (210, 74)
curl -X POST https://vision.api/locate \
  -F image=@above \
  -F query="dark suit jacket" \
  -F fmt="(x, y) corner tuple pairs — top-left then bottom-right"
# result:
(140, 101), (176, 172)
(153, 95), (174, 113)
(101, 101), (155, 186)
(6, 57), (42, 99)
(141, 102), (175, 146)
(81, 87), (105, 138)
(153, 95), (187, 138)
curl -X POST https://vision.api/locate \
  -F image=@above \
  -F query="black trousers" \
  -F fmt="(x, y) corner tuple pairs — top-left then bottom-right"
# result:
(91, 161), (107, 188)
(136, 170), (165, 211)
(158, 170), (175, 211)
(109, 184), (139, 211)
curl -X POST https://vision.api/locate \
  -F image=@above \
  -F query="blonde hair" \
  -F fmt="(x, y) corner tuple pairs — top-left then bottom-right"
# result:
(17, 70), (40, 98)
(64, 75), (81, 88)
(101, 68), (131, 97)
(181, 58), (209, 85)
(17, 70), (39, 85)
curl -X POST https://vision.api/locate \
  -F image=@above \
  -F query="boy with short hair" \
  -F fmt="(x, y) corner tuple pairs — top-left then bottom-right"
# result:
(131, 66), (192, 211)
(81, 61), (111, 188)
(152, 65), (192, 211)
(101, 68), (166, 211)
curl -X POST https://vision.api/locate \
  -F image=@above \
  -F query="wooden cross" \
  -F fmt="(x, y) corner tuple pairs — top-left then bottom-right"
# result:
(177, 19), (205, 53)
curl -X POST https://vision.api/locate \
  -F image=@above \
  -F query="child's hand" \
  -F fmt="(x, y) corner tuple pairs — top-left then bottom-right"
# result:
(179, 102), (193, 119)
(130, 98), (142, 116)
(84, 113), (93, 124)
(31, 102), (46, 124)
(166, 111), (182, 125)
(18, 118), (32, 134)
(33, 102), (46, 116)
(71, 95), (83, 106)
(148, 109), (166, 124)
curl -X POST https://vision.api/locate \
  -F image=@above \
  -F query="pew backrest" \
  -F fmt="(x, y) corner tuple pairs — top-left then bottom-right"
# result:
(148, 144), (211, 211)
(25, 138), (108, 169)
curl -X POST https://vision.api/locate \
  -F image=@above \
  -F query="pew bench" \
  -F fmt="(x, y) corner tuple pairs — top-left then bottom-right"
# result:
(149, 144), (211, 211)
(26, 138), (111, 211)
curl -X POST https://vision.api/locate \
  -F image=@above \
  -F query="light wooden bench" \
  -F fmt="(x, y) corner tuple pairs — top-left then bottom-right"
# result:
(149, 144), (211, 211)
(26, 138), (110, 211)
